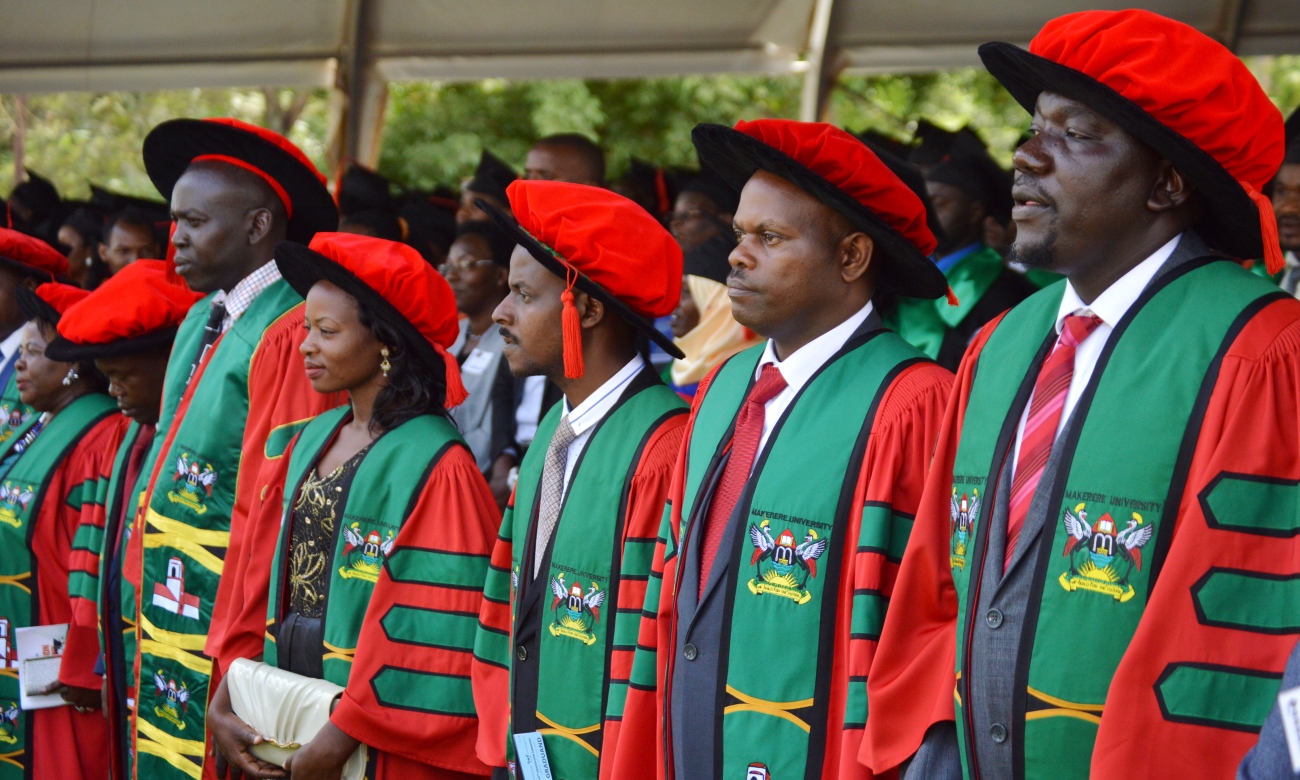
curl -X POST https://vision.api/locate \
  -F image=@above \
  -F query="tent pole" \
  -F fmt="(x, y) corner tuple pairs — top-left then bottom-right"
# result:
(799, 0), (837, 122)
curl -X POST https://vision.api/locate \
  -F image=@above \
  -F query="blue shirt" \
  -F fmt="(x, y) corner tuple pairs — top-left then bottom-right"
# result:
(934, 242), (983, 275)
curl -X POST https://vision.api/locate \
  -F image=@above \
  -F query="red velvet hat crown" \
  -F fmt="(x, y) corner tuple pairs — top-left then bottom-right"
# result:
(980, 10), (1286, 270)
(734, 120), (938, 257)
(276, 232), (467, 407)
(505, 180), (684, 378)
(0, 227), (69, 281)
(508, 181), (683, 319)
(57, 260), (202, 347)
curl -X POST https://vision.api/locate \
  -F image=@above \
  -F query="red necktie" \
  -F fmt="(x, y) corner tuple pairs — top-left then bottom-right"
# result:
(697, 364), (788, 596)
(1004, 313), (1103, 572)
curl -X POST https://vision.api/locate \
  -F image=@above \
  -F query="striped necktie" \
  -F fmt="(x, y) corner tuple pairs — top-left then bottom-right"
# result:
(533, 415), (577, 577)
(1004, 312), (1103, 572)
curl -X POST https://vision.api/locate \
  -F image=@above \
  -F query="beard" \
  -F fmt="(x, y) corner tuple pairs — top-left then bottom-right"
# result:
(1007, 232), (1058, 270)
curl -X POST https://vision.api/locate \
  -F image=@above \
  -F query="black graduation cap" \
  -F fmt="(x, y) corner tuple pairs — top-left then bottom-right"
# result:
(682, 233), (734, 285)
(615, 158), (673, 218)
(466, 151), (518, 206)
(338, 163), (395, 218)
(398, 193), (459, 263)
(10, 170), (60, 220)
(680, 170), (739, 215)
(925, 150), (1015, 226)
(909, 121), (989, 168)
(856, 130), (913, 162)
(88, 185), (170, 225)
(1285, 106), (1300, 164)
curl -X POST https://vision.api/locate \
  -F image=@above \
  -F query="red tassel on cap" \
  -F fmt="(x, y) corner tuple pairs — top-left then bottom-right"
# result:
(435, 343), (469, 408)
(946, 286), (960, 307)
(561, 266), (584, 379)
(1243, 181), (1285, 276)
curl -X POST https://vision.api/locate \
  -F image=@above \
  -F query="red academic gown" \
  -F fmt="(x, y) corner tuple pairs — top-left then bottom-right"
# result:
(613, 361), (951, 780)
(863, 298), (1300, 778)
(470, 413), (687, 778)
(122, 301), (341, 779)
(38, 411), (130, 780)
(219, 434), (501, 779)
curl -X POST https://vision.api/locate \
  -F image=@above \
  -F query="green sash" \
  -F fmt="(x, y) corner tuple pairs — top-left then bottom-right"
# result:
(0, 393), (117, 778)
(134, 280), (303, 780)
(0, 374), (37, 456)
(263, 407), (472, 697)
(674, 330), (922, 779)
(947, 260), (1286, 779)
(506, 376), (685, 779)
(887, 245), (1006, 359)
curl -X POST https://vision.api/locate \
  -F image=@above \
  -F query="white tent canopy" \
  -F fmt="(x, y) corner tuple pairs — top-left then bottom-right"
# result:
(2, 0), (1297, 161)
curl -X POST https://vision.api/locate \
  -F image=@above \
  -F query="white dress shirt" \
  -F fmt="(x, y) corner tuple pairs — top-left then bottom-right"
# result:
(1011, 233), (1182, 470)
(559, 354), (647, 491)
(214, 260), (282, 333)
(753, 300), (874, 459)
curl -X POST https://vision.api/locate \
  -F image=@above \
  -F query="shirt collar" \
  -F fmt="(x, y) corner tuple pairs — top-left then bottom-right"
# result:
(757, 300), (874, 392)
(563, 354), (646, 437)
(934, 241), (983, 275)
(1055, 233), (1181, 333)
(218, 260), (282, 326)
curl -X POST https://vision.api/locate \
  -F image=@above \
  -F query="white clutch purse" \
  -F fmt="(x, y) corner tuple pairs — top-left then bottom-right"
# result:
(225, 658), (367, 780)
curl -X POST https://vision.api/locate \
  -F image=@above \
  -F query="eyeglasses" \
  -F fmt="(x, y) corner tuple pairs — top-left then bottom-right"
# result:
(438, 258), (496, 275)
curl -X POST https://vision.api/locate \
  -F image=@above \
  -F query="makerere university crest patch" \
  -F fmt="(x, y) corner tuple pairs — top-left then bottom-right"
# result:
(746, 518), (827, 605)
(548, 572), (605, 645)
(1059, 502), (1154, 602)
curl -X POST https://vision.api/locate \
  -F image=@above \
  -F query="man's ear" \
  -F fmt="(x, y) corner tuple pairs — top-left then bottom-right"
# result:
(575, 290), (607, 329)
(247, 207), (274, 245)
(1148, 161), (1196, 213)
(839, 232), (875, 284)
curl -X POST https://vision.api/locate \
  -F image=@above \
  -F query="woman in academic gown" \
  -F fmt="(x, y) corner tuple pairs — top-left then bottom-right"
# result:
(0, 282), (130, 780)
(207, 233), (498, 780)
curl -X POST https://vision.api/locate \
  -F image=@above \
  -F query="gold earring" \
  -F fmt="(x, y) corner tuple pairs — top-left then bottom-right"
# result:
(380, 347), (391, 378)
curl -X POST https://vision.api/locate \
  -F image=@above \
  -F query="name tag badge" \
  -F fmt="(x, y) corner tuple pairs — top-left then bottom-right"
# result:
(512, 732), (554, 780)
(1278, 685), (1300, 772)
(462, 348), (494, 376)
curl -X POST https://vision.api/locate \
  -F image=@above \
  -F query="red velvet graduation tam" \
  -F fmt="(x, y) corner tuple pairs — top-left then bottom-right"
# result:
(275, 232), (468, 407)
(691, 120), (947, 300)
(478, 180), (685, 379)
(47, 260), (203, 361)
(980, 10), (1286, 271)
(16, 281), (89, 325)
(143, 118), (338, 244)
(0, 227), (69, 282)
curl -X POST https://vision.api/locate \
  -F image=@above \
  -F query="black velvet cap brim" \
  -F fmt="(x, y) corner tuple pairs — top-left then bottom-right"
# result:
(46, 327), (179, 362)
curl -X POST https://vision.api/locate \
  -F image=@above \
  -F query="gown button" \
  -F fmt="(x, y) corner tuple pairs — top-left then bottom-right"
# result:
(516, 645), (527, 662)
(683, 644), (699, 661)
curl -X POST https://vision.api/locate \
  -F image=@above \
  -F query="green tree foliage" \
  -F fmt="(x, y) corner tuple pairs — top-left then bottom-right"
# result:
(0, 88), (330, 201)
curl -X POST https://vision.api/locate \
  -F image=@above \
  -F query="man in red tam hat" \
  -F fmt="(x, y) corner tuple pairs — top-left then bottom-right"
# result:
(44, 260), (203, 780)
(123, 118), (342, 780)
(864, 10), (1300, 780)
(613, 118), (953, 780)
(469, 181), (689, 780)
(0, 228), (70, 452)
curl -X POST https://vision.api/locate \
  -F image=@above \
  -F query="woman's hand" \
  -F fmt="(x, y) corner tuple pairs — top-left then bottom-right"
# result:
(489, 453), (516, 510)
(36, 681), (100, 713)
(282, 720), (361, 780)
(206, 675), (285, 779)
